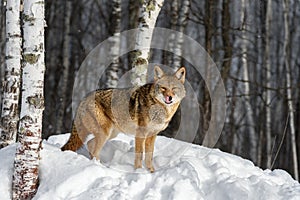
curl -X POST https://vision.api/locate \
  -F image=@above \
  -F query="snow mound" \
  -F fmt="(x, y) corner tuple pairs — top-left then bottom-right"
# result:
(0, 133), (300, 200)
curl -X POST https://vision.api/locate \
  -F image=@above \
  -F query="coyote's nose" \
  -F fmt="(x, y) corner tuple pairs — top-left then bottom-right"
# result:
(165, 96), (173, 104)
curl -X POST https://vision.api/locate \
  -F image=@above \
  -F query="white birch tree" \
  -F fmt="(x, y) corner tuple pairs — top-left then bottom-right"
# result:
(0, 0), (22, 148)
(131, 0), (164, 86)
(282, 0), (298, 181)
(264, 0), (272, 168)
(106, 0), (121, 88)
(0, 0), (7, 93)
(241, 0), (257, 163)
(12, 0), (46, 198)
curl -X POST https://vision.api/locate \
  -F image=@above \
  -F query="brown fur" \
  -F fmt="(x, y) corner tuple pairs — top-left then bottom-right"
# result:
(62, 66), (186, 172)
(61, 125), (83, 151)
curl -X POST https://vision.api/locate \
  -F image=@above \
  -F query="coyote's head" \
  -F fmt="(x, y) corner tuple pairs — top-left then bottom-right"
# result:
(153, 66), (186, 105)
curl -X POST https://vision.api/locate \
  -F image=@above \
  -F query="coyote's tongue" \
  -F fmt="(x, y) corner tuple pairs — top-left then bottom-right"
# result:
(165, 96), (172, 104)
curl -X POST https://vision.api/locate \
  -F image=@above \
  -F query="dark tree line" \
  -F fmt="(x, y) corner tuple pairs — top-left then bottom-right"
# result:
(1, 0), (300, 181)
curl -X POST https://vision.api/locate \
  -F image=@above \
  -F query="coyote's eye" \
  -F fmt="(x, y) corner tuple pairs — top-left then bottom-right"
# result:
(172, 87), (179, 91)
(160, 87), (167, 92)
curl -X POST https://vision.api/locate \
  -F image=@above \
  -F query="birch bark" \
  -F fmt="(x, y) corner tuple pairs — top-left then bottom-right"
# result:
(131, 0), (164, 86)
(0, 0), (22, 148)
(12, 0), (45, 199)
(282, 0), (298, 181)
(106, 0), (121, 88)
(0, 0), (6, 89)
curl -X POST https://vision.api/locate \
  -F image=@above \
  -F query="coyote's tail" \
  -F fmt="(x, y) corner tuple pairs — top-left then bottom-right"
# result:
(61, 124), (83, 151)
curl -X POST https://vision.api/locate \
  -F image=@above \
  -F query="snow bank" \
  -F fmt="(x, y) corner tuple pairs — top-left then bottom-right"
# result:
(0, 133), (299, 200)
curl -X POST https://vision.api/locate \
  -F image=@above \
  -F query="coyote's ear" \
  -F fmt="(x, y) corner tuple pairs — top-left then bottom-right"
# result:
(174, 67), (186, 84)
(154, 65), (164, 81)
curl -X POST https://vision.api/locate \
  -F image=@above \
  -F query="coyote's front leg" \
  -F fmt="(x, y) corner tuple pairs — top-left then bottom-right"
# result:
(134, 136), (144, 169)
(145, 134), (157, 173)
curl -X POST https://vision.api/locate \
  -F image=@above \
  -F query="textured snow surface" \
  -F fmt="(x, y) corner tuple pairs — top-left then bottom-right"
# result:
(0, 133), (300, 200)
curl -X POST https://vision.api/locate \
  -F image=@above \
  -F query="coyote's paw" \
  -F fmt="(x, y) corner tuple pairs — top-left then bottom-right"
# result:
(148, 166), (155, 173)
(134, 162), (142, 169)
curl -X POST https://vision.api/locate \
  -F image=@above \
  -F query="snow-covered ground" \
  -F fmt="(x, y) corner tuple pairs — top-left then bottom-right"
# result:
(1, 133), (300, 200)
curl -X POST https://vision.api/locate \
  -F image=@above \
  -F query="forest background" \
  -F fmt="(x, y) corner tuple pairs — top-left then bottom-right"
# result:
(0, 0), (300, 182)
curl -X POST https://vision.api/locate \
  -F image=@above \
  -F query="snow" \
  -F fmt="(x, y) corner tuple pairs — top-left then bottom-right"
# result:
(1, 133), (300, 200)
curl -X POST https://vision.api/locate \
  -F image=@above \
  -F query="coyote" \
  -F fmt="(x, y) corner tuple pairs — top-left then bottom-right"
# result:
(62, 66), (186, 172)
